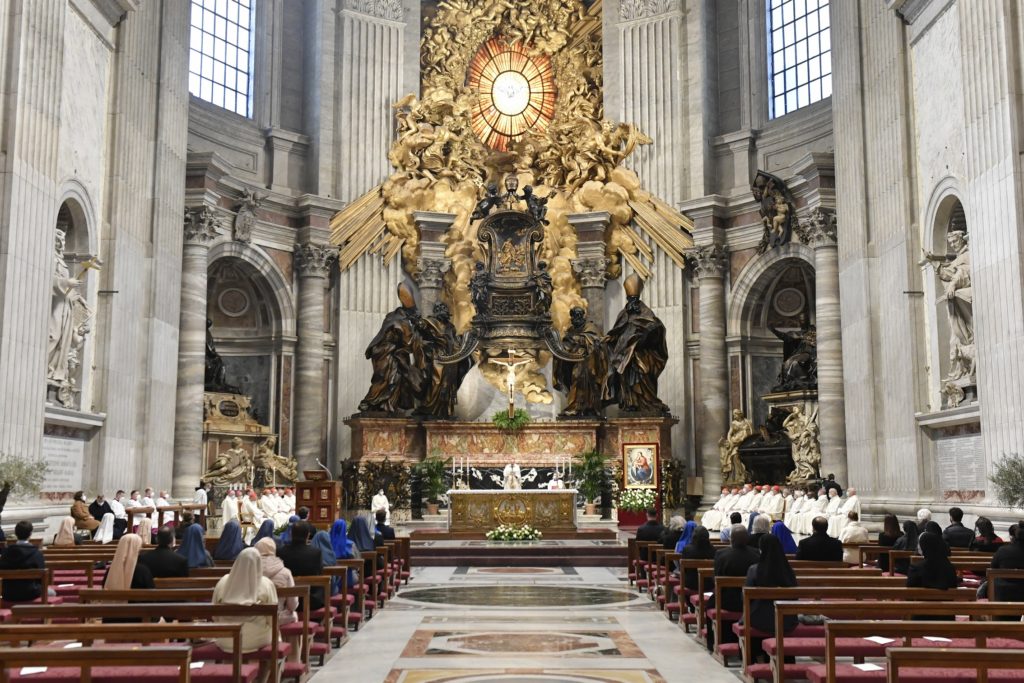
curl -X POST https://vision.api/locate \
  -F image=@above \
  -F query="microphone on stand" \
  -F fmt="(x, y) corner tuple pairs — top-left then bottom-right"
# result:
(315, 458), (333, 480)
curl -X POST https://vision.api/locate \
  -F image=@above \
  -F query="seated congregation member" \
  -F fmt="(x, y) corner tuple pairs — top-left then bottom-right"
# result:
(349, 516), (381, 555)
(251, 519), (276, 547)
(907, 532), (959, 591)
(135, 516), (154, 543)
(662, 516), (686, 549)
(375, 508), (396, 541)
(52, 517), (78, 547)
(678, 526), (716, 593)
(707, 525), (760, 651)
(278, 522), (325, 611)
(672, 519), (697, 553)
(971, 516), (1004, 553)
(175, 511), (195, 542)
(103, 533), (154, 590)
(634, 508), (665, 567)
(748, 514), (771, 548)
(990, 524), (1024, 603)
(279, 515), (300, 545)
(838, 511), (870, 564)
(916, 508), (932, 532)
(891, 520), (920, 575)
(770, 520), (798, 554)
(0, 521), (45, 604)
(212, 547), (279, 653)
(297, 506), (310, 521)
(942, 506), (975, 549)
(89, 494), (113, 526)
(796, 516), (843, 562)
(70, 490), (100, 536)
(923, 520), (944, 538)
(178, 522), (214, 569)
(719, 512), (742, 543)
(255, 537), (300, 661)
(138, 526), (189, 579)
(213, 520), (246, 562)
(744, 535), (798, 662)
(877, 513), (902, 573)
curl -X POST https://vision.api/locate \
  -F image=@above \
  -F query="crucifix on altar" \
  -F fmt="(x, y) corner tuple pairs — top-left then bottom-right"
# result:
(488, 349), (531, 418)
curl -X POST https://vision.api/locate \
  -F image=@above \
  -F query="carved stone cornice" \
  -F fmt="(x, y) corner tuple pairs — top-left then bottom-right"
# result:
(183, 206), (219, 246)
(415, 256), (451, 290)
(571, 255), (610, 289)
(294, 242), (338, 278)
(619, 0), (680, 21)
(341, 0), (405, 21)
(804, 208), (838, 248)
(686, 244), (728, 279)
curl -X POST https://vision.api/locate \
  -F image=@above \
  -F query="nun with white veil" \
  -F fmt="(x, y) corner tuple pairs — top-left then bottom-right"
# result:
(94, 513), (115, 544)
(212, 547), (279, 654)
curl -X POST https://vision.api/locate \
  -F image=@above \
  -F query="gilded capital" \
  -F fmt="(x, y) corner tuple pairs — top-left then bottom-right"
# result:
(183, 206), (219, 246)
(805, 207), (838, 247)
(294, 242), (338, 278)
(571, 255), (610, 289)
(686, 244), (727, 279)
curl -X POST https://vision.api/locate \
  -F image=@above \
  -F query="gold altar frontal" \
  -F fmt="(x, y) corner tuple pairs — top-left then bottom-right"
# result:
(448, 489), (578, 532)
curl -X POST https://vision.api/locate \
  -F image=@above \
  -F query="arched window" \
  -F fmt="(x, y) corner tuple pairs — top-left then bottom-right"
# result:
(766, 0), (832, 119)
(188, 0), (254, 117)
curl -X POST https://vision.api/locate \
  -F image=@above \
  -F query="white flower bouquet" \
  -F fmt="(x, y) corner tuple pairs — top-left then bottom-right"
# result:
(618, 487), (656, 511)
(485, 523), (543, 541)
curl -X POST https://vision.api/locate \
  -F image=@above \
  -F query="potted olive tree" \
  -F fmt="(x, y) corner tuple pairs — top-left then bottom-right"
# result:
(415, 456), (450, 516)
(575, 449), (608, 515)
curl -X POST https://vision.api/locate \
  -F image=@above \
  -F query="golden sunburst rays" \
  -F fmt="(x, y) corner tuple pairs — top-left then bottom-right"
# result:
(466, 37), (557, 152)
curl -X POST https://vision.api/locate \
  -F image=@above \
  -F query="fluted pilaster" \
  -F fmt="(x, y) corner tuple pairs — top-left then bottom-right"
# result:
(172, 207), (219, 496)
(688, 244), (728, 499)
(293, 241), (338, 473)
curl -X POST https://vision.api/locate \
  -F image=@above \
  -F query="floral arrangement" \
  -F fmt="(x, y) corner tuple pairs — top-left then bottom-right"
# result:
(618, 487), (657, 512)
(486, 523), (543, 541)
(492, 408), (531, 431)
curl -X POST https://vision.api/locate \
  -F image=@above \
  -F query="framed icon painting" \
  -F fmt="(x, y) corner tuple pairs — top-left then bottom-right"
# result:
(623, 443), (658, 489)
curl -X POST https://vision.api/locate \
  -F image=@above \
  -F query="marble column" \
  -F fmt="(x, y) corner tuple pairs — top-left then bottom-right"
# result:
(413, 212), (455, 314)
(688, 244), (728, 501)
(293, 241), (338, 474)
(807, 208), (848, 485)
(570, 212), (611, 330)
(172, 207), (219, 496)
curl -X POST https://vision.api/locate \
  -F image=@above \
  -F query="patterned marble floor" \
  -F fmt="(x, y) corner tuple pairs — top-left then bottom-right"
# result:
(310, 566), (741, 683)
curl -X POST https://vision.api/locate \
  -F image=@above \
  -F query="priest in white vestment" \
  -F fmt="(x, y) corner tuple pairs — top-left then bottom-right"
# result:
(222, 490), (240, 527)
(822, 489), (842, 535)
(240, 490), (266, 526)
(838, 510), (870, 563)
(260, 489), (285, 527)
(282, 488), (296, 514)
(798, 489), (829, 534)
(701, 488), (730, 529)
(784, 491), (805, 529)
(742, 486), (766, 526)
(719, 488), (743, 530)
(502, 461), (522, 490)
(372, 489), (391, 525)
(765, 485), (786, 520)
(829, 488), (861, 537)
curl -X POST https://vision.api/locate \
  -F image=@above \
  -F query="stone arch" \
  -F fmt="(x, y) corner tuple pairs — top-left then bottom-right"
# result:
(727, 242), (816, 338)
(207, 241), (295, 338)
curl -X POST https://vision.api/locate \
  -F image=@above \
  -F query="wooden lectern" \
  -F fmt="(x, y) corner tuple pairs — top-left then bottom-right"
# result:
(296, 471), (341, 530)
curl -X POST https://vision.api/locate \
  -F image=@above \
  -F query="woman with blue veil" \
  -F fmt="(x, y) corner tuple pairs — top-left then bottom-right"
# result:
(674, 520), (697, 553)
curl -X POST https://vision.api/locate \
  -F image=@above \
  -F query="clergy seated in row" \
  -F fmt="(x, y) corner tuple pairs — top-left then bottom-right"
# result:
(795, 516), (843, 562)
(827, 487), (861, 537)
(838, 511), (870, 564)
(783, 490), (806, 531)
(700, 488), (731, 530)
(708, 485), (746, 532)
(793, 489), (828, 535)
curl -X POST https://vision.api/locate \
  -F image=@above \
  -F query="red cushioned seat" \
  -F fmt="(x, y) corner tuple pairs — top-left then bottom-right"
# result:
(0, 609), (12, 623)
(705, 608), (741, 621)
(718, 642), (740, 659)
(191, 641), (291, 662)
(330, 625), (347, 641)
(310, 605), (336, 621)
(807, 664), (1024, 683)
(279, 621), (305, 638)
(746, 663), (777, 682)
(281, 661), (308, 682)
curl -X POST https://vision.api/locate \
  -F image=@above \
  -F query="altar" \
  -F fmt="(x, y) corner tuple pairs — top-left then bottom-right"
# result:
(448, 489), (578, 532)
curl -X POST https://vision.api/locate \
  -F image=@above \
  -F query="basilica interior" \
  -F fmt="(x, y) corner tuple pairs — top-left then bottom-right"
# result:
(1, 0), (1023, 681)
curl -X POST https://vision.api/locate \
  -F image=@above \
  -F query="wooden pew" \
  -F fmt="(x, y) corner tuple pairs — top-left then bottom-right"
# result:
(987, 568), (1024, 600)
(337, 559), (366, 630)
(626, 538), (637, 586)
(0, 645), (193, 683)
(764, 597), (1017, 683)
(0, 569), (52, 608)
(0, 622), (250, 682)
(813, 620), (1024, 683)
(886, 647), (1024, 683)
(12, 601), (283, 683)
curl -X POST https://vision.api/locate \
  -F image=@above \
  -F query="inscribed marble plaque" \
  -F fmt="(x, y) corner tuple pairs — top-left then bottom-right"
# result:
(935, 433), (985, 491)
(41, 435), (85, 491)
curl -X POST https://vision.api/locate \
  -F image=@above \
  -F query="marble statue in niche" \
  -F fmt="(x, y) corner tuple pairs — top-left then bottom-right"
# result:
(752, 170), (796, 254)
(47, 228), (96, 408)
(233, 187), (262, 243)
(924, 228), (975, 406)
(719, 409), (753, 485)
(553, 307), (608, 418)
(205, 319), (241, 394)
(603, 274), (669, 414)
(784, 406), (821, 484)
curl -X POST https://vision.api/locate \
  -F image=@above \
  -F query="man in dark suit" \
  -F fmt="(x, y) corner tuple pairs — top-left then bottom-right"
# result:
(942, 507), (975, 549)
(278, 521), (325, 610)
(138, 526), (189, 579)
(706, 525), (760, 650)
(991, 524), (1024, 604)
(375, 509), (396, 541)
(796, 516), (843, 562)
(635, 508), (665, 563)
(0, 521), (45, 603)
